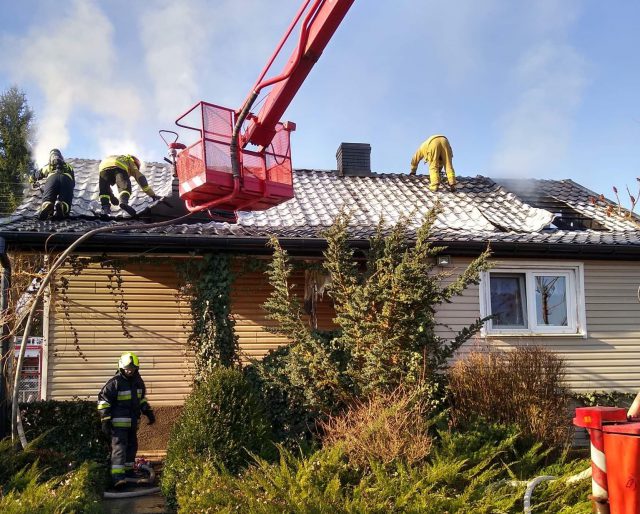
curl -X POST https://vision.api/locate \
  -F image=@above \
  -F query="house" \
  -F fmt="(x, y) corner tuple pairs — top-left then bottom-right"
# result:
(2, 143), (640, 445)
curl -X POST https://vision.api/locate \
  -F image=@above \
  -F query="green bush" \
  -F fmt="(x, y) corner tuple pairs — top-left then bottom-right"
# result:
(0, 460), (103, 513)
(173, 414), (595, 513)
(573, 390), (636, 408)
(262, 212), (490, 415)
(161, 367), (273, 506)
(19, 400), (109, 464)
(175, 442), (525, 513)
(245, 345), (323, 450)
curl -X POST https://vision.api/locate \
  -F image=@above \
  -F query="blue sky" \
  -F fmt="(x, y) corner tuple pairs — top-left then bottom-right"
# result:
(1, 0), (639, 199)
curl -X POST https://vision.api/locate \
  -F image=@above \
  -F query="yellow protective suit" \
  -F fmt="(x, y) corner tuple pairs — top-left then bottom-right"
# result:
(409, 135), (456, 191)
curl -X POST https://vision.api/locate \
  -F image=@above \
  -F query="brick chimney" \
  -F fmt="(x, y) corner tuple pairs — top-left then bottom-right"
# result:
(336, 142), (371, 177)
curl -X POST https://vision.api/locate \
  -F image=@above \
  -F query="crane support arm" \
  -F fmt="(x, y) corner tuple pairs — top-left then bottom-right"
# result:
(242, 0), (355, 149)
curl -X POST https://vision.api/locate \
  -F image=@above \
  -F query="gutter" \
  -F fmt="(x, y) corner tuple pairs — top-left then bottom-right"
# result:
(3, 231), (640, 260)
(0, 237), (11, 438)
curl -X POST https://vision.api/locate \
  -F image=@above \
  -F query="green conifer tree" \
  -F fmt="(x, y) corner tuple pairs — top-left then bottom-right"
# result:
(263, 210), (491, 413)
(0, 86), (35, 214)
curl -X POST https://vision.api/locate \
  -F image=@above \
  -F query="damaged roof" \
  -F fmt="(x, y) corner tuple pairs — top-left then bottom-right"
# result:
(1, 159), (639, 256)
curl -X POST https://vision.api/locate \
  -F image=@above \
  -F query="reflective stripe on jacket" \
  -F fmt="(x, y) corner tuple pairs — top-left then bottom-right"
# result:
(97, 370), (151, 423)
(98, 155), (156, 197)
(39, 162), (75, 182)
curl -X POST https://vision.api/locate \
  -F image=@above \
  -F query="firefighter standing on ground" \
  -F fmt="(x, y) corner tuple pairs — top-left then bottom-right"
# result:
(97, 352), (156, 487)
(32, 149), (75, 220)
(98, 154), (159, 217)
(409, 135), (457, 192)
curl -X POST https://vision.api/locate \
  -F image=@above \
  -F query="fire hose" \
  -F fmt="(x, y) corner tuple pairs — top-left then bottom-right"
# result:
(103, 463), (161, 499)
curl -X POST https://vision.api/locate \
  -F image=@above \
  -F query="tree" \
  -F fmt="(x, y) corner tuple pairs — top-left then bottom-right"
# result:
(0, 86), (35, 214)
(261, 210), (491, 414)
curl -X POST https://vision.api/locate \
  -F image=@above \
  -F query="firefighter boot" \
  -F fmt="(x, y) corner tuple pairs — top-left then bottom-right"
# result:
(120, 203), (137, 217)
(53, 202), (69, 220)
(38, 202), (54, 220)
(100, 204), (111, 220)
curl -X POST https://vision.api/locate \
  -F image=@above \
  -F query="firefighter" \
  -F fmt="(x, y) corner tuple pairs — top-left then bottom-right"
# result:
(31, 149), (75, 220)
(98, 154), (159, 217)
(409, 135), (457, 192)
(97, 352), (156, 487)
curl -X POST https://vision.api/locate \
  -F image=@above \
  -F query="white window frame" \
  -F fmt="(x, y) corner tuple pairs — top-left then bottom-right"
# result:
(479, 261), (587, 337)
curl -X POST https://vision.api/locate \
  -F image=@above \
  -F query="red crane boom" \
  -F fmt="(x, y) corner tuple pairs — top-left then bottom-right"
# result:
(242, 0), (355, 149)
(166, 0), (355, 219)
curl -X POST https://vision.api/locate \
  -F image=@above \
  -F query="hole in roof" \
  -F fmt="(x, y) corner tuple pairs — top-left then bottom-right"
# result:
(515, 192), (606, 231)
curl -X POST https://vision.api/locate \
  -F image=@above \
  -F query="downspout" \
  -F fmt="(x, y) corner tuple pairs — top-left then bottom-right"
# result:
(0, 237), (11, 438)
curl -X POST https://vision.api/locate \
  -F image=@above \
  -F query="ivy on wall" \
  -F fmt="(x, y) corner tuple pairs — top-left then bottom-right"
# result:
(177, 254), (240, 377)
(101, 260), (132, 339)
(55, 255), (136, 357)
(51, 253), (240, 374)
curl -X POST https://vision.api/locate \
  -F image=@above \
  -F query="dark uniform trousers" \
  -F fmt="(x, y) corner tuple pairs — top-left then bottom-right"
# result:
(111, 421), (138, 477)
(99, 167), (132, 208)
(42, 173), (74, 213)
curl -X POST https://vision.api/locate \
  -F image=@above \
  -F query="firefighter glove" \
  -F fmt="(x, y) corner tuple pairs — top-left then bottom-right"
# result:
(151, 195), (161, 201)
(101, 419), (112, 437)
(146, 410), (156, 425)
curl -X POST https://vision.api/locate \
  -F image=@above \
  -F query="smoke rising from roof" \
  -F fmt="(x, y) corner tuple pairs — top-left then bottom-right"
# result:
(1, 0), (142, 166)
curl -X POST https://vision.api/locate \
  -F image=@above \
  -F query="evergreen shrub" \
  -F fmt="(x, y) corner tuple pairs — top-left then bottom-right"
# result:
(19, 400), (109, 464)
(161, 367), (273, 505)
(261, 211), (491, 415)
(244, 347), (320, 449)
(0, 460), (103, 513)
(174, 437), (533, 513)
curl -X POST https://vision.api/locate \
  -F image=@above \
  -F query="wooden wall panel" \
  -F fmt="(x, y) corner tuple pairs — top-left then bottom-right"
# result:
(48, 260), (193, 405)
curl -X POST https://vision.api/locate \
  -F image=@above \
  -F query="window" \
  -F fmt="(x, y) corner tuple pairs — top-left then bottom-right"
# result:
(480, 263), (586, 336)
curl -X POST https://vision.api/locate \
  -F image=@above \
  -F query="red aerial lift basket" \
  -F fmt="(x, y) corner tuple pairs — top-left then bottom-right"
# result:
(175, 101), (294, 213)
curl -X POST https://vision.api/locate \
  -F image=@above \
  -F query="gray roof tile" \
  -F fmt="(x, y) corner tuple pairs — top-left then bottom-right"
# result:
(2, 160), (640, 249)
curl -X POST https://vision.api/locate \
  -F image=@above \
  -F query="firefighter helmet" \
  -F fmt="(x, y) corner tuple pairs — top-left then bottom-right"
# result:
(49, 149), (64, 168)
(118, 352), (139, 370)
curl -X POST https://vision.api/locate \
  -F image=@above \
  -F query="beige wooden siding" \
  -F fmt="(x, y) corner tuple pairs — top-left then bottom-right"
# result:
(232, 269), (335, 360)
(439, 258), (640, 393)
(48, 255), (640, 402)
(48, 258), (335, 402)
(48, 260), (193, 405)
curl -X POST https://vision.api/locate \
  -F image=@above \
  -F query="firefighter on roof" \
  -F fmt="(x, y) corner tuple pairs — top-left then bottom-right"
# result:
(409, 135), (457, 192)
(97, 352), (156, 487)
(31, 149), (75, 220)
(98, 154), (159, 217)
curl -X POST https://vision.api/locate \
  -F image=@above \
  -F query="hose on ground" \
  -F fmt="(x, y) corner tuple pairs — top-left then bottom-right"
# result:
(102, 464), (159, 499)
(523, 467), (591, 514)
(103, 487), (161, 499)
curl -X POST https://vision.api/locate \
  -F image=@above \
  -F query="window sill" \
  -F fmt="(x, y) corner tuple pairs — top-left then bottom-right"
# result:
(482, 331), (587, 339)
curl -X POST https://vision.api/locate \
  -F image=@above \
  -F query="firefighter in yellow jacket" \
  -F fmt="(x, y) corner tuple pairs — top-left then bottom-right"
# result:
(409, 135), (457, 192)
(98, 155), (159, 217)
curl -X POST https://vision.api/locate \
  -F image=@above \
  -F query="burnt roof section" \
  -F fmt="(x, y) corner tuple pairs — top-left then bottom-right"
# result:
(1, 160), (639, 256)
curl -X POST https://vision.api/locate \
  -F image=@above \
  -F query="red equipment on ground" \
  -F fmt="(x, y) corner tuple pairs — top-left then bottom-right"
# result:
(163, 0), (355, 219)
(574, 406), (640, 514)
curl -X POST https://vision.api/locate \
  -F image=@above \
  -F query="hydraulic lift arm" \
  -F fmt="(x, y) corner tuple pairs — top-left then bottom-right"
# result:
(239, 0), (355, 150)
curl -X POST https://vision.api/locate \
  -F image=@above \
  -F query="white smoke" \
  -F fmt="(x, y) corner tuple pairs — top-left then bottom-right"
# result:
(490, 1), (587, 177)
(491, 42), (587, 176)
(139, 0), (301, 121)
(139, 0), (209, 122)
(1, 0), (142, 166)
